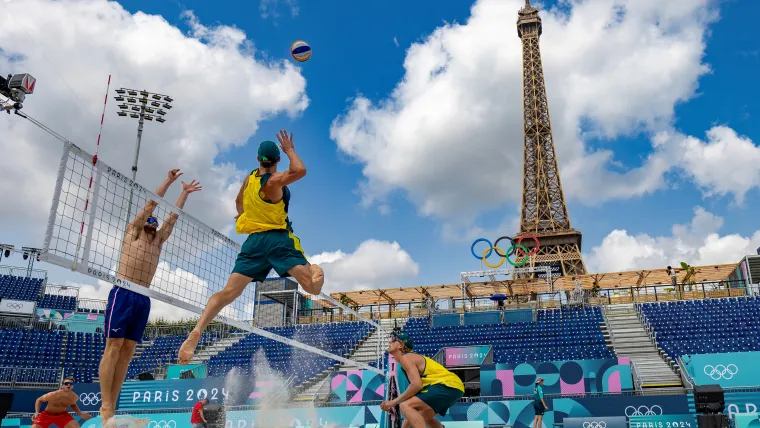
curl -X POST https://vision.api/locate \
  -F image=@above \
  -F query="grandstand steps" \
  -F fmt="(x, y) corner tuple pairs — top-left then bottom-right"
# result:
(189, 333), (247, 365)
(292, 318), (401, 402)
(605, 309), (683, 389)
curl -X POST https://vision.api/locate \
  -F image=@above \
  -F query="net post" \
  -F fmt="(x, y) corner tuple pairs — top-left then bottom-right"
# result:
(42, 143), (71, 255)
(80, 166), (103, 269)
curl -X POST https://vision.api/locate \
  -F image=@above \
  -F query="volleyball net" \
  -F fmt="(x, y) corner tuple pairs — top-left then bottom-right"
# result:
(41, 140), (386, 374)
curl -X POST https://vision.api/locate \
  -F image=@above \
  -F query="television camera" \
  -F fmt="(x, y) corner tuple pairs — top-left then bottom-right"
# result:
(0, 73), (36, 113)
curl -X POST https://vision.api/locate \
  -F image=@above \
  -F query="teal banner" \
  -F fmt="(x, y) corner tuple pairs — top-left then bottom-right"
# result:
(444, 345), (491, 367)
(629, 414), (697, 428)
(734, 413), (760, 428)
(682, 352), (760, 387)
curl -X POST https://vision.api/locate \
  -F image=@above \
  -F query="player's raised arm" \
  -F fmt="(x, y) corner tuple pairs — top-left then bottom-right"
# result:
(263, 130), (307, 191)
(126, 169), (182, 239)
(159, 179), (202, 242)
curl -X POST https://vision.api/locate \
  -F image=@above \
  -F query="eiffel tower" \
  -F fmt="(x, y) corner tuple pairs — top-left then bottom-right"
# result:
(515, 0), (587, 277)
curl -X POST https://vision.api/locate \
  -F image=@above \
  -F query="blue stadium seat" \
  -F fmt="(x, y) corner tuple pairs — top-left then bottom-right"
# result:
(0, 275), (44, 301)
(402, 307), (613, 364)
(207, 322), (372, 386)
(639, 296), (760, 360)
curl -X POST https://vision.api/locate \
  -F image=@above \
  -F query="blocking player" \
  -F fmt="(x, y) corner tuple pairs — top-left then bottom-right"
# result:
(177, 130), (323, 364)
(98, 169), (202, 423)
(380, 332), (465, 428)
(32, 377), (92, 428)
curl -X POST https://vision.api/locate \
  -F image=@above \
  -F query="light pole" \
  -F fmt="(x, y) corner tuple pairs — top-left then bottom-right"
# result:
(114, 88), (173, 220)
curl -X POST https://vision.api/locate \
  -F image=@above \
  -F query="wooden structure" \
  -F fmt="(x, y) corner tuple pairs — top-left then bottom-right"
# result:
(331, 263), (739, 306)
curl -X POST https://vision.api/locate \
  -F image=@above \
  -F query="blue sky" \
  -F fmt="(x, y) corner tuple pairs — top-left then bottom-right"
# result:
(1, 0), (760, 302)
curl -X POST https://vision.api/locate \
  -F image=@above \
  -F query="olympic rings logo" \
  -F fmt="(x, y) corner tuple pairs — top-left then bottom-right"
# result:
(147, 421), (176, 428)
(79, 392), (101, 405)
(624, 406), (663, 416)
(5, 303), (23, 309)
(470, 234), (540, 268)
(704, 364), (738, 380)
(583, 422), (607, 428)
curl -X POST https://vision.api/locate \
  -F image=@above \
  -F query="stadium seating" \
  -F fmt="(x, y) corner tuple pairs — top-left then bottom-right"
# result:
(63, 332), (105, 383)
(0, 328), (64, 384)
(37, 294), (77, 311)
(0, 275), (44, 301)
(126, 333), (219, 380)
(208, 322), (372, 385)
(403, 307), (613, 363)
(639, 296), (760, 359)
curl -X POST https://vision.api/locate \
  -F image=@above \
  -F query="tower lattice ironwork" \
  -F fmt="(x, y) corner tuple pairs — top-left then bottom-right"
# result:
(515, 0), (587, 277)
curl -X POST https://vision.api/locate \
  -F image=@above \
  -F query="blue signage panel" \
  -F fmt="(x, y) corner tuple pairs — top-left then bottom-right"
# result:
(117, 377), (246, 410)
(0, 384), (103, 413)
(682, 352), (760, 388)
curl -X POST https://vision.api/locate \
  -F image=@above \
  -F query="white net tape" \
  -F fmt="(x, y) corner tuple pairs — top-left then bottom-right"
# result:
(41, 140), (385, 373)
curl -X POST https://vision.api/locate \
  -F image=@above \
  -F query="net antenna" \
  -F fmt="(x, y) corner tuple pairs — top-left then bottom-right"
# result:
(40, 138), (386, 374)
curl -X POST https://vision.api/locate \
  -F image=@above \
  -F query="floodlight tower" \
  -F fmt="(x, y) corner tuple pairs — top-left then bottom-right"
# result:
(114, 88), (173, 181)
(113, 88), (173, 220)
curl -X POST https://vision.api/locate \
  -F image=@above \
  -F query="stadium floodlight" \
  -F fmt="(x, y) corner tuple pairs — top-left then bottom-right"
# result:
(114, 87), (173, 223)
(164, 96), (173, 102)
(157, 109), (166, 116)
(115, 89), (126, 94)
(114, 96), (124, 102)
(21, 246), (41, 276)
(0, 73), (36, 113)
(0, 243), (15, 259)
(163, 103), (172, 109)
(156, 117), (166, 123)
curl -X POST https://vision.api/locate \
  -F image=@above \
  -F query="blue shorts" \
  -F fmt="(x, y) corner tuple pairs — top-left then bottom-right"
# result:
(104, 286), (150, 342)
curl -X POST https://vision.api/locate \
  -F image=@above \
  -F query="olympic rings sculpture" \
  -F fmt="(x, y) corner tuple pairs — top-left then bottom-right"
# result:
(470, 234), (540, 268)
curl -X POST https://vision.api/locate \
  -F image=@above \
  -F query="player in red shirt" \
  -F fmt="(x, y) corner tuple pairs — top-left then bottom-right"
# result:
(190, 399), (208, 428)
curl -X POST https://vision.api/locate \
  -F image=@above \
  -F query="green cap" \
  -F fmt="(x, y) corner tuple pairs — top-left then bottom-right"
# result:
(394, 332), (414, 350)
(258, 140), (280, 162)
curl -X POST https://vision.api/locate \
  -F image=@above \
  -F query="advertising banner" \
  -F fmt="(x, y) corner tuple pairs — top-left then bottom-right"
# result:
(480, 358), (633, 397)
(682, 352), (760, 388)
(329, 369), (386, 403)
(734, 413), (760, 428)
(712, 390), (760, 419)
(445, 346), (492, 367)
(564, 416), (627, 428)
(0, 299), (36, 315)
(629, 415), (697, 428)
(117, 377), (247, 410)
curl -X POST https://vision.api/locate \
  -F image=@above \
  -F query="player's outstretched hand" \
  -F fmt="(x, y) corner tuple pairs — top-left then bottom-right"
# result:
(182, 180), (202, 194)
(168, 169), (183, 182)
(276, 130), (294, 153)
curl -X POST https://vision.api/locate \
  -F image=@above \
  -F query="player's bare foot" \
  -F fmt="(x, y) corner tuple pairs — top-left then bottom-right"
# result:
(99, 405), (114, 426)
(304, 264), (324, 294)
(178, 330), (200, 365)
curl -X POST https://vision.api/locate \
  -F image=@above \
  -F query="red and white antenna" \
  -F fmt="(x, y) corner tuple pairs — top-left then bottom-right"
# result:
(73, 75), (111, 266)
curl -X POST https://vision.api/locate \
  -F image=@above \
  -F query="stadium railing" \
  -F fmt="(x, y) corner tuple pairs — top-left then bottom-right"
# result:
(0, 265), (47, 281)
(0, 367), (62, 389)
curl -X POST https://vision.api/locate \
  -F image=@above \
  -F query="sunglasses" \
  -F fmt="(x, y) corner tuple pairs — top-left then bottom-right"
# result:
(63, 382), (74, 386)
(147, 217), (158, 224)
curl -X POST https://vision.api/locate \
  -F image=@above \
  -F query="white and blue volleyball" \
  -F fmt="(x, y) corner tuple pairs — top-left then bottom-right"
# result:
(290, 40), (312, 62)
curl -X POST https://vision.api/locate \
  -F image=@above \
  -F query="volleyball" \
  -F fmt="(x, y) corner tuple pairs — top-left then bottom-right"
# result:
(290, 40), (312, 62)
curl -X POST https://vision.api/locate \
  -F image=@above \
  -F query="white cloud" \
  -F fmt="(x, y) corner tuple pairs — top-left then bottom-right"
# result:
(0, 0), (308, 319)
(653, 126), (760, 204)
(309, 239), (419, 292)
(585, 206), (760, 273)
(329, 0), (724, 223)
(259, 0), (299, 21)
(393, 37), (399, 48)
(0, 0), (308, 243)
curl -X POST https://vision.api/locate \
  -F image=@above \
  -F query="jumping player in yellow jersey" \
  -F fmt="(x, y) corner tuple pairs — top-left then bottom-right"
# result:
(177, 130), (324, 364)
(381, 332), (465, 428)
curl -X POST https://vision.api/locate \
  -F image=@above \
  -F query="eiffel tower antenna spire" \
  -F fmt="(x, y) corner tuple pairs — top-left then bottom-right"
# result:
(515, 1), (587, 277)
